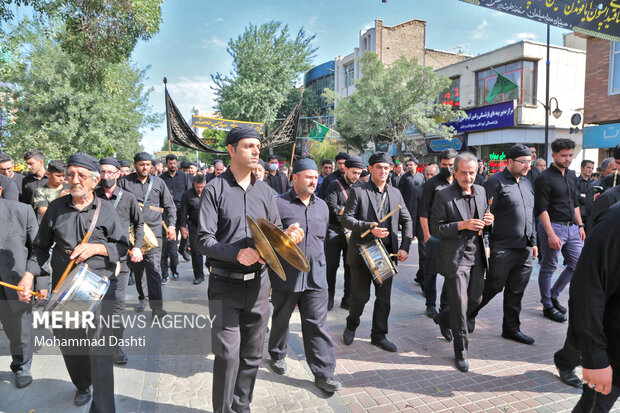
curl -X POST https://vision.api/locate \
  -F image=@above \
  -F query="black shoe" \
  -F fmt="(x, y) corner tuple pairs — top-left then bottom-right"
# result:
(135, 299), (147, 313)
(114, 346), (128, 365)
(152, 309), (167, 319)
(74, 388), (91, 406)
(551, 298), (567, 314)
(433, 314), (453, 342)
(181, 251), (191, 261)
(161, 276), (169, 285)
(340, 297), (350, 310)
(14, 371), (32, 388)
(557, 366), (582, 388)
(327, 296), (334, 311)
(371, 338), (397, 352)
(467, 318), (476, 333)
(270, 358), (287, 375)
(193, 278), (203, 285)
(128, 274), (135, 286)
(315, 377), (343, 393)
(502, 331), (535, 345)
(543, 307), (567, 322)
(172, 272), (179, 280)
(425, 306), (438, 318)
(343, 328), (355, 345)
(455, 358), (469, 372)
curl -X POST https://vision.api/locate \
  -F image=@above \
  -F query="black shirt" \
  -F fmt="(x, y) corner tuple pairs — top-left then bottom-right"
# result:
(178, 187), (202, 229)
(269, 189), (329, 292)
(10, 173), (24, 199)
(369, 180), (391, 246)
(576, 175), (593, 215)
(0, 174), (19, 202)
(419, 173), (452, 220)
(118, 173), (176, 239)
(587, 185), (620, 230)
(568, 202), (620, 385)
(160, 170), (192, 207)
(26, 194), (128, 284)
(534, 163), (580, 223)
(397, 171), (424, 229)
(22, 173), (48, 206)
(484, 167), (536, 249)
(460, 187), (482, 266)
(197, 169), (281, 274)
(601, 170), (619, 191)
(96, 185), (144, 250)
(317, 170), (343, 199)
(325, 176), (353, 228)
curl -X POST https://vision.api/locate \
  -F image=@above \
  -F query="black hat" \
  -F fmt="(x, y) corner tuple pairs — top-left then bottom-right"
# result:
(226, 126), (261, 146)
(408, 157), (419, 164)
(119, 160), (131, 168)
(292, 159), (317, 174)
(67, 152), (101, 173)
(368, 152), (393, 166)
(180, 161), (191, 169)
(99, 157), (120, 169)
(614, 143), (620, 160)
(133, 152), (152, 162)
(344, 156), (365, 169)
(506, 144), (532, 160)
(360, 169), (370, 178)
(335, 152), (349, 161)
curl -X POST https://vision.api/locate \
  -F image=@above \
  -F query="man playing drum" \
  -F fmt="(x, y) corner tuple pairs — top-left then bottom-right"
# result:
(341, 152), (413, 353)
(18, 152), (128, 411)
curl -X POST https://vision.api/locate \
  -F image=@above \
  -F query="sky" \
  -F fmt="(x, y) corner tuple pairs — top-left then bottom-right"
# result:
(131, 0), (571, 154)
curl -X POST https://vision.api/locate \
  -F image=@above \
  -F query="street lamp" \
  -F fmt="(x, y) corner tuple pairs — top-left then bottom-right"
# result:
(543, 96), (562, 161)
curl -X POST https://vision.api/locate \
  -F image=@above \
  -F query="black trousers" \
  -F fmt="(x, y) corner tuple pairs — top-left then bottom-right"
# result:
(325, 227), (351, 301)
(554, 336), (581, 371)
(346, 264), (393, 341)
(268, 288), (335, 379)
(438, 264), (485, 359)
(0, 287), (33, 374)
(112, 260), (129, 342)
(160, 235), (178, 277)
(209, 270), (270, 413)
(572, 384), (620, 413)
(53, 278), (117, 413)
(188, 226), (205, 280)
(471, 247), (533, 333)
(131, 246), (163, 311)
(424, 236), (449, 309)
(416, 232), (426, 281)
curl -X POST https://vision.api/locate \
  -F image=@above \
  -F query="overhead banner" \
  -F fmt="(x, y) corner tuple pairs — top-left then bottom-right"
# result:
(191, 116), (265, 135)
(460, 0), (620, 42)
(449, 101), (515, 133)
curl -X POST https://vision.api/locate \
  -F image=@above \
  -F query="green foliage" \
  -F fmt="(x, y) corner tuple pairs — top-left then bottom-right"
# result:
(324, 52), (466, 159)
(305, 138), (339, 165)
(212, 21), (317, 127)
(2, 22), (160, 161)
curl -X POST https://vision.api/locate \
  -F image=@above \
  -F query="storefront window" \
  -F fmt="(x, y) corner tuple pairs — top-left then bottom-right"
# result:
(476, 61), (536, 106)
(441, 77), (460, 109)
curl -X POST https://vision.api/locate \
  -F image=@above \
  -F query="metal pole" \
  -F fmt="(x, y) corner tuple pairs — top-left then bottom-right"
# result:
(544, 24), (550, 162)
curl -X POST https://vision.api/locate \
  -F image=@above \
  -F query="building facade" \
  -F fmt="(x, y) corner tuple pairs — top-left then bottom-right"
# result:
(304, 60), (335, 121)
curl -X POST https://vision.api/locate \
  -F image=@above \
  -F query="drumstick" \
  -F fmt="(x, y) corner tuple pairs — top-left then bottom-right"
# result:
(478, 196), (494, 236)
(162, 220), (169, 232)
(0, 280), (44, 298)
(53, 231), (92, 293)
(361, 204), (402, 238)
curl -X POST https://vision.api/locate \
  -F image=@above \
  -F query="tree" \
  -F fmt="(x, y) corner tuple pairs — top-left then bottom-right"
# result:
(3, 22), (160, 161)
(212, 21), (317, 127)
(324, 52), (466, 160)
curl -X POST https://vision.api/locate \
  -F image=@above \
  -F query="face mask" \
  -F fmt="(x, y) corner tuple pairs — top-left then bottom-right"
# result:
(269, 164), (278, 171)
(440, 166), (453, 178)
(100, 178), (116, 188)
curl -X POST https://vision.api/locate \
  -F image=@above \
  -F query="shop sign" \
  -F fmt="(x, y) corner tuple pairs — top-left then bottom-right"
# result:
(583, 122), (620, 149)
(427, 137), (463, 153)
(449, 101), (515, 133)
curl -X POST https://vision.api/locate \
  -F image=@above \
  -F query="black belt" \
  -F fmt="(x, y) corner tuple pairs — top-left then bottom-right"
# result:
(552, 220), (574, 226)
(209, 266), (262, 281)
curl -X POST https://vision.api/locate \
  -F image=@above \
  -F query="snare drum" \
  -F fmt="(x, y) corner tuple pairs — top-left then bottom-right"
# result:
(359, 240), (397, 284)
(46, 264), (110, 315)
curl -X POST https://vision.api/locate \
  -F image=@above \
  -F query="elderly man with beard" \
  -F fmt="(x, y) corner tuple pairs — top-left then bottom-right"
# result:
(18, 152), (128, 411)
(267, 159), (343, 393)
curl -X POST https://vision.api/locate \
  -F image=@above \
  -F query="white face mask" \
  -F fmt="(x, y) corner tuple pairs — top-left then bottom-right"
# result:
(269, 163), (279, 171)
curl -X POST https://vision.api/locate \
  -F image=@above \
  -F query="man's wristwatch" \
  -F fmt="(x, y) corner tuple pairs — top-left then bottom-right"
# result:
(578, 224), (585, 228)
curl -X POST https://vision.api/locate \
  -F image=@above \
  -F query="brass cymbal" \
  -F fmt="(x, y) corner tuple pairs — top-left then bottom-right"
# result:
(257, 218), (311, 273)
(246, 216), (286, 281)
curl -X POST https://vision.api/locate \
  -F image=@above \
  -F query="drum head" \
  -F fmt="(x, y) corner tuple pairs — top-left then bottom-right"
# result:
(45, 265), (82, 311)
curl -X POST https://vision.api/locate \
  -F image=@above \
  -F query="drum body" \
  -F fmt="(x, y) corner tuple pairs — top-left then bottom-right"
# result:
(129, 223), (158, 254)
(359, 240), (397, 284)
(46, 264), (110, 314)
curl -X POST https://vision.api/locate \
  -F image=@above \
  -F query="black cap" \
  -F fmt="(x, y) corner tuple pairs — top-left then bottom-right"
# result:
(67, 152), (101, 173)
(335, 152), (349, 161)
(344, 156), (365, 169)
(226, 126), (261, 146)
(99, 157), (121, 169)
(292, 159), (317, 174)
(134, 152), (152, 162)
(506, 144), (532, 160)
(408, 157), (419, 164)
(360, 169), (370, 178)
(119, 160), (131, 168)
(368, 152), (393, 166)
(180, 161), (190, 169)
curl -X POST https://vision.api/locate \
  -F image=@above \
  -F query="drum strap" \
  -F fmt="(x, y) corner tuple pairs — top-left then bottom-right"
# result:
(142, 179), (154, 210)
(336, 179), (349, 201)
(377, 191), (388, 220)
(113, 188), (124, 209)
(86, 196), (102, 240)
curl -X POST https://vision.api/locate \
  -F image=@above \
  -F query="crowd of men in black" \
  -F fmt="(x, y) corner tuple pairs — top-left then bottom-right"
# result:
(0, 130), (619, 412)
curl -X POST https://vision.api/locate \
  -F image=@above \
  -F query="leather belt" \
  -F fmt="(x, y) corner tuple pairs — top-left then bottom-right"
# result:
(552, 220), (574, 226)
(209, 266), (262, 281)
